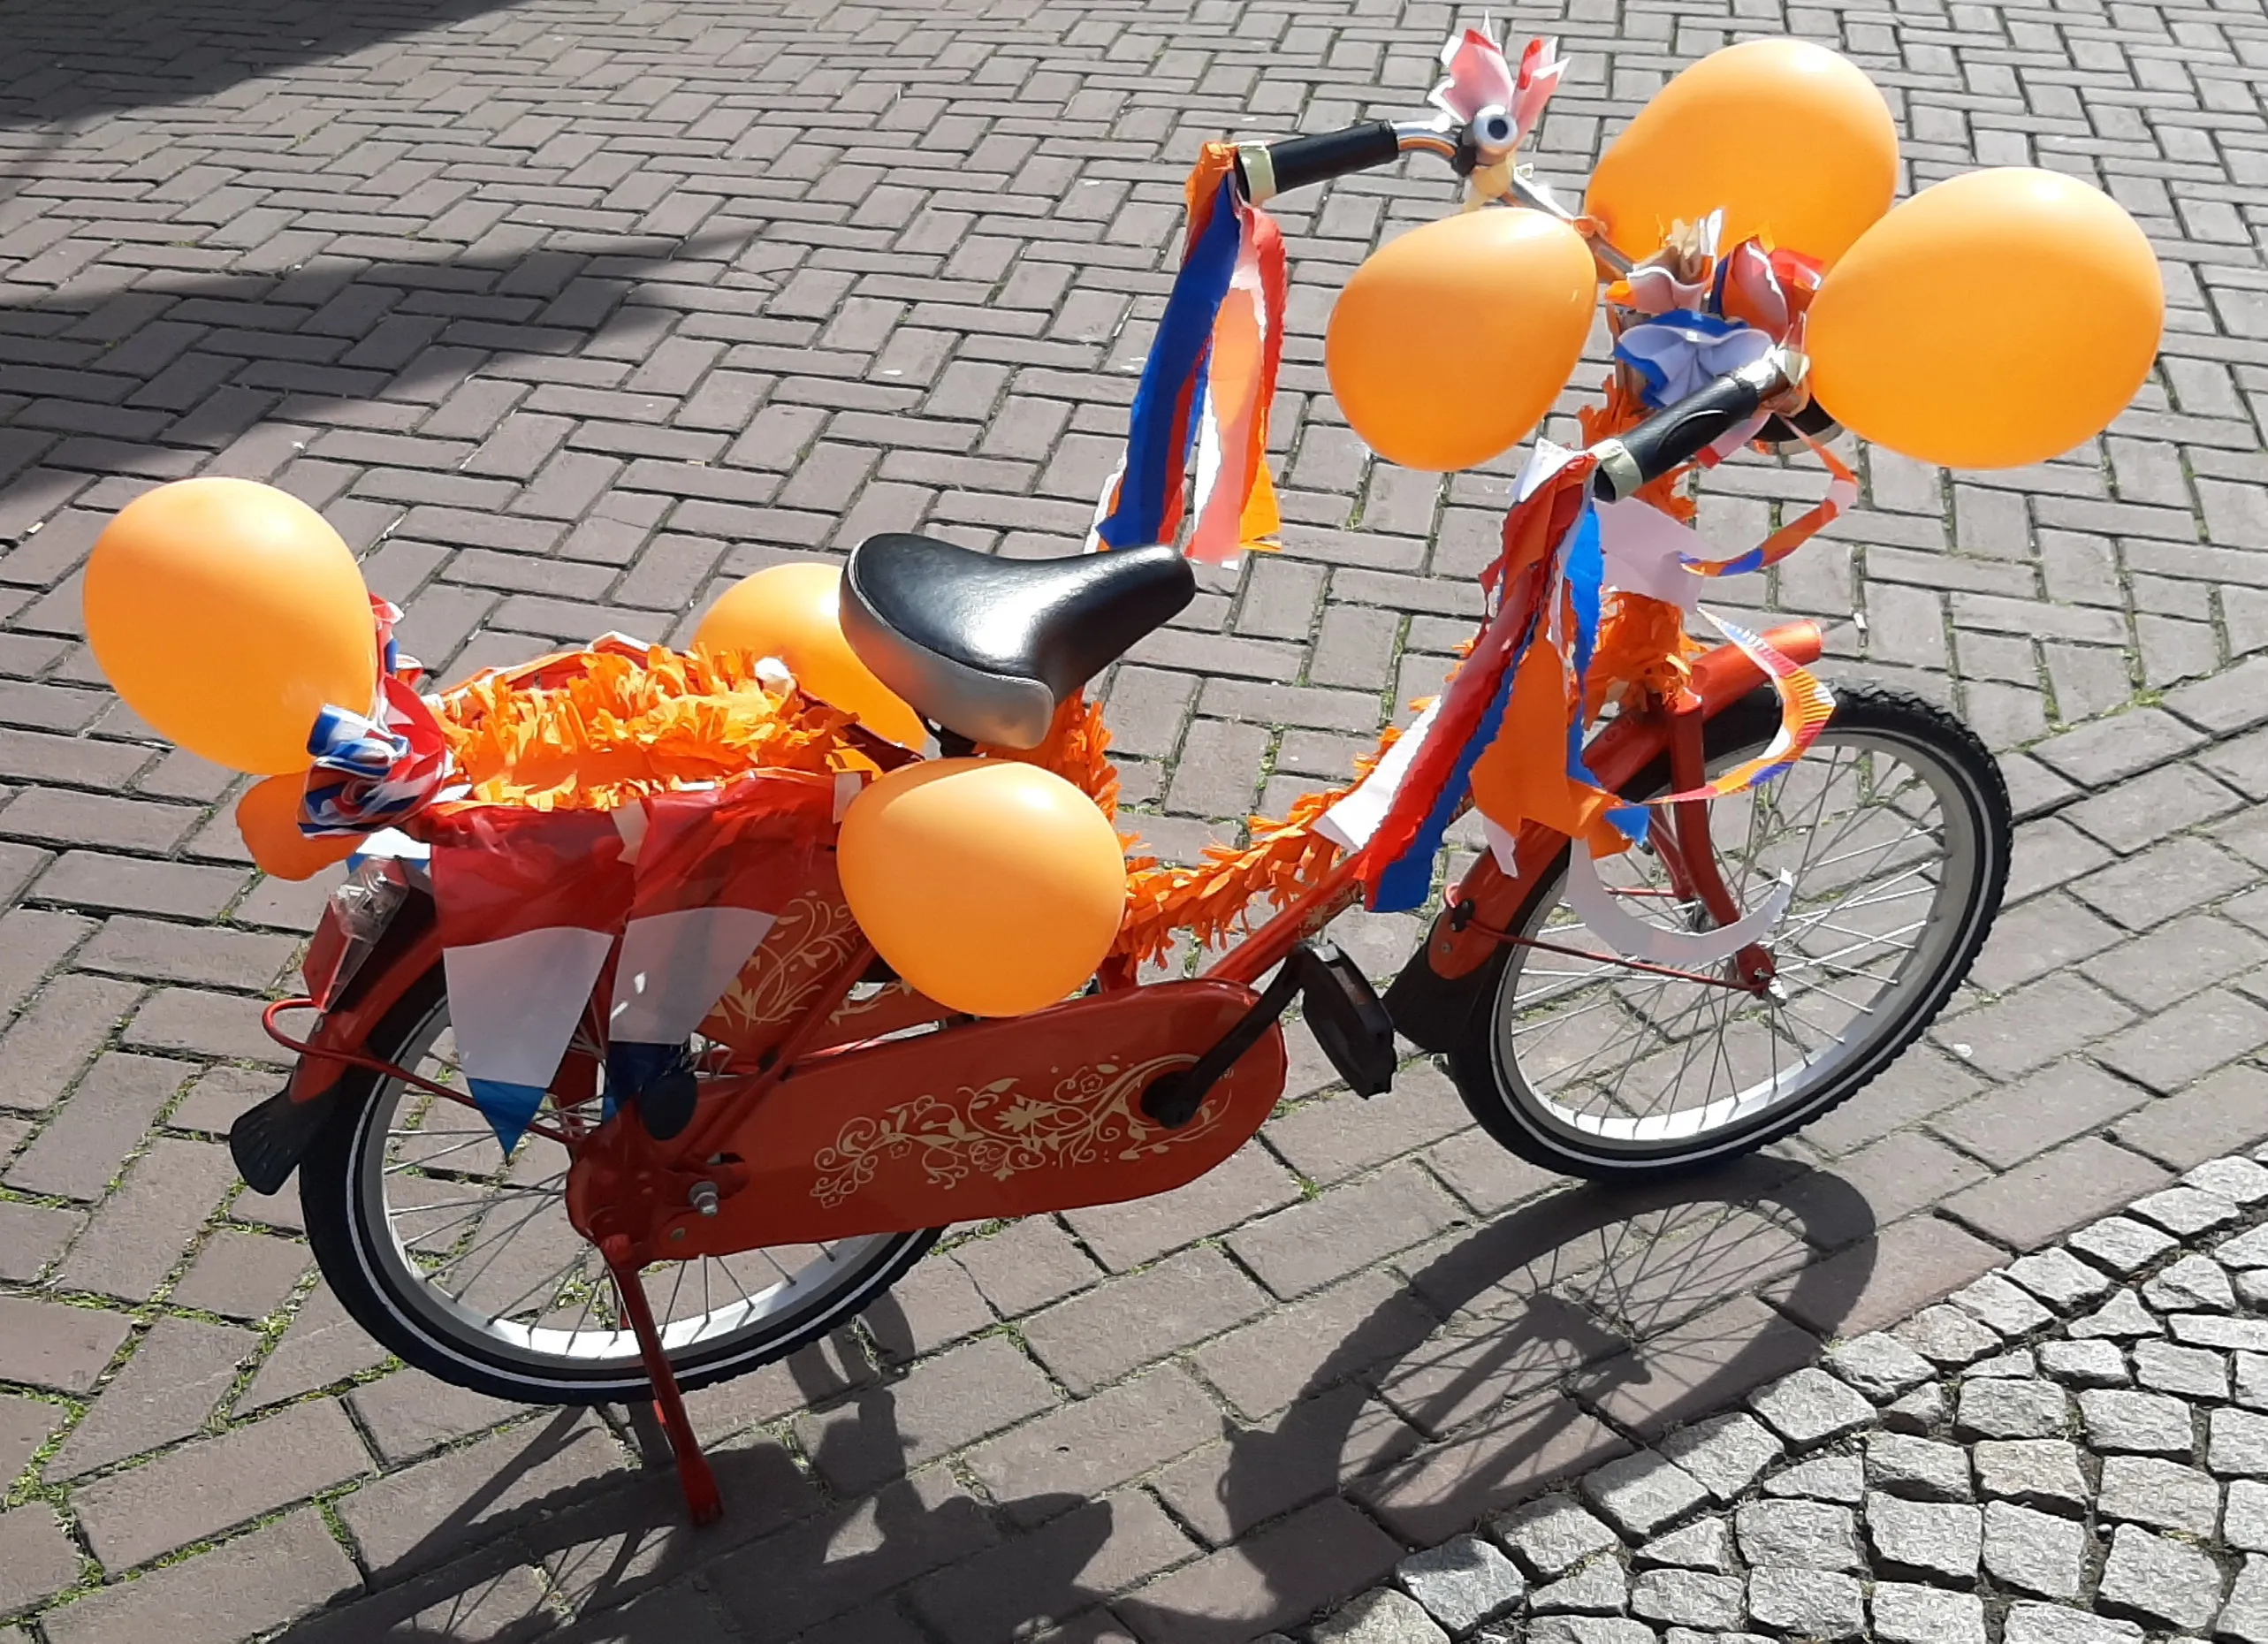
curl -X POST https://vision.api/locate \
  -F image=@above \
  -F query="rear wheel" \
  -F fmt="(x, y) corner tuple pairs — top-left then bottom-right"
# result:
(1444, 684), (2010, 1179)
(299, 965), (938, 1404)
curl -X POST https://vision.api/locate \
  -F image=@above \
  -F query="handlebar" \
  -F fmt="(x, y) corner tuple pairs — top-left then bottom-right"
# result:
(1590, 354), (1794, 501)
(1234, 122), (1405, 202)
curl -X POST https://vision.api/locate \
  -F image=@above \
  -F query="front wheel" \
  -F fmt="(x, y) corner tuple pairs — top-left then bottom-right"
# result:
(1444, 684), (2011, 1179)
(299, 964), (940, 1404)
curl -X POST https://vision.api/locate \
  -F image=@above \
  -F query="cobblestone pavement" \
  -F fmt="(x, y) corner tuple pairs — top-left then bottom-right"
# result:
(1305, 1153), (2268, 1644)
(3, 0), (2268, 1640)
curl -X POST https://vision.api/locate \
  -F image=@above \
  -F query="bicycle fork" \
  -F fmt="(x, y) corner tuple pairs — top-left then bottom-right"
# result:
(1653, 687), (1778, 995)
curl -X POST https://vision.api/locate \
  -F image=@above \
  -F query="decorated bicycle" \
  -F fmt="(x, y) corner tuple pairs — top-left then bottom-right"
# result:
(82, 26), (2163, 1522)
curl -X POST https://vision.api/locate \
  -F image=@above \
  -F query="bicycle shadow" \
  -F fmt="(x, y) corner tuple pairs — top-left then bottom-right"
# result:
(269, 1155), (1880, 1644)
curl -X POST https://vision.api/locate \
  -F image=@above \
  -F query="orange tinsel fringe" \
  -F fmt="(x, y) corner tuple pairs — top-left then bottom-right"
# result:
(1114, 784), (1351, 968)
(987, 691), (1403, 966)
(978, 695), (1122, 824)
(432, 642), (856, 811)
(1117, 723), (1404, 968)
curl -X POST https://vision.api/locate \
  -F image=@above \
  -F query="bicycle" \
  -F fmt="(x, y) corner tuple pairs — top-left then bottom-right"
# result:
(216, 44), (2027, 1527)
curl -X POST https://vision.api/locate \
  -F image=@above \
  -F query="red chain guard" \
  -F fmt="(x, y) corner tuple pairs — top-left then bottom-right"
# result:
(568, 979), (1286, 1258)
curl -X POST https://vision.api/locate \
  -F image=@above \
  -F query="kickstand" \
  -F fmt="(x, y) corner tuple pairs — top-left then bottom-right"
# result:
(600, 1233), (723, 1525)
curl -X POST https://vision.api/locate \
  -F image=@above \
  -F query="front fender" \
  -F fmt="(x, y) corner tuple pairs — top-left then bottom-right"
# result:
(1382, 620), (1823, 1050)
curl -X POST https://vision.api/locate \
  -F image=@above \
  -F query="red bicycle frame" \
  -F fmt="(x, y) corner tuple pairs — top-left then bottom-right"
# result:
(266, 612), (1820, 1521)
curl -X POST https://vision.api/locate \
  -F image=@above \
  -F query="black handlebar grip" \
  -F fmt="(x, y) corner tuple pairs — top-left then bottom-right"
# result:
(1592, 368), (1771, 500)
(1237, 121), (1402, 202)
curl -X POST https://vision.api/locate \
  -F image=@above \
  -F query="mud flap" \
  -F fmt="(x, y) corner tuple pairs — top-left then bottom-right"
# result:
(1382, 940), (1499, 1055)
(228, 1085), (337, 1195)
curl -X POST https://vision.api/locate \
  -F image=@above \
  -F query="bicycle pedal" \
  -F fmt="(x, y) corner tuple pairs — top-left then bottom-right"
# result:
(607, 1042), (699, 1142)
(1291, 941), (1397, 1098)
(636, 1066), (699, 1141)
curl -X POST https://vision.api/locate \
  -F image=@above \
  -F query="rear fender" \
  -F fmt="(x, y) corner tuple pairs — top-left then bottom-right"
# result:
(285, 886), (445, 1104)
(233, 887), (445, 1195)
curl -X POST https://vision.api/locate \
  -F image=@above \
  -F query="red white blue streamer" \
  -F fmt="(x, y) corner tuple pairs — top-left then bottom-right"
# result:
(1092, 147), (1285, 564)
(301, 597), (451, 837)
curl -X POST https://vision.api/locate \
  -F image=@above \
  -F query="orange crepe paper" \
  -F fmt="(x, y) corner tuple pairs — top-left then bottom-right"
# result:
(1588, 590), (1699, 717)
(430, 640), (859, 813)
(1576, 362), (1702, 717)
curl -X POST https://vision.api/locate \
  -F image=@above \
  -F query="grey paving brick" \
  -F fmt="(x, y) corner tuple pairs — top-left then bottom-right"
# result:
(1983, 1501), (2089, 1600)
(1871, 1584), (1983, 1644)
(1658, 1414), (1784, 1504)
(1581, 1450), (1711, 1540)
(1866, 1434), (1973, 1503)
(1744, 1570), (1862, 1640)
(1734, 1500), (1861, 1572)
(1746, 1370), (1876, 1450)
(1762, 1455), (1864, 1504)
(1973, 1439), (2089, 1514)
(2097, 1523), (2225, 1631)
(1395, 1535), (1525, 1634)
(1496, 1496), (1624, 1581)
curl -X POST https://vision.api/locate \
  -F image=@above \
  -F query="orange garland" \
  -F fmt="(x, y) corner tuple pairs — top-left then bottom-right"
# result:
(431, 641), (857, 813)
(987, 693), (1397, 966)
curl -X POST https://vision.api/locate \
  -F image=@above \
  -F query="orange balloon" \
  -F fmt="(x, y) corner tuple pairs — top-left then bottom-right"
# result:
(694, 562), (927, 748)
(1327, 209), (1598, 472)
(1587, 38), (1899, 266)
(235, 774), (361, 880)
(86, 478), (377, 775)
(837, 758), (1125, 1018)
(1808, 168), (2164, 468)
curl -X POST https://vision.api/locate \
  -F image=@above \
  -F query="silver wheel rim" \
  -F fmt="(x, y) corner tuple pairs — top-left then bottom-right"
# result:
(1489, 722), (1986, 1160)
(349, 994), (905, 1378)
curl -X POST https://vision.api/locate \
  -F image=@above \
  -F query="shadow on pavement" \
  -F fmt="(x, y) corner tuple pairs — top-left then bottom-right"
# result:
(267, 1160), (1879, 1644)
(0, 0), (529, 130)
(0, 225), (775, 659)
(0, 223), (764, 416)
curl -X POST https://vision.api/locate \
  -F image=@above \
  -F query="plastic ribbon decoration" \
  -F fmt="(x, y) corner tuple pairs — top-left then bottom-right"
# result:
(428, 805), (634, 1153)
(424, 772), (841, 1153)
(1656, 610), (1836, 803)
(1617, 211), (1723, 316)
(1566, 849), (1793, 966)
(1715, 238), (1824, 338)
(1091, 142), (1287, 565)
(605, 776), (838, 1116)
(1675, 433), (1860, 579)
(1615, 316), (1775, 413)
(301, 597), (453, 836)
(1431, 24), (1565, 209)
(1556, 506), (1655, 848)
(1357, 458), (1597, 912)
